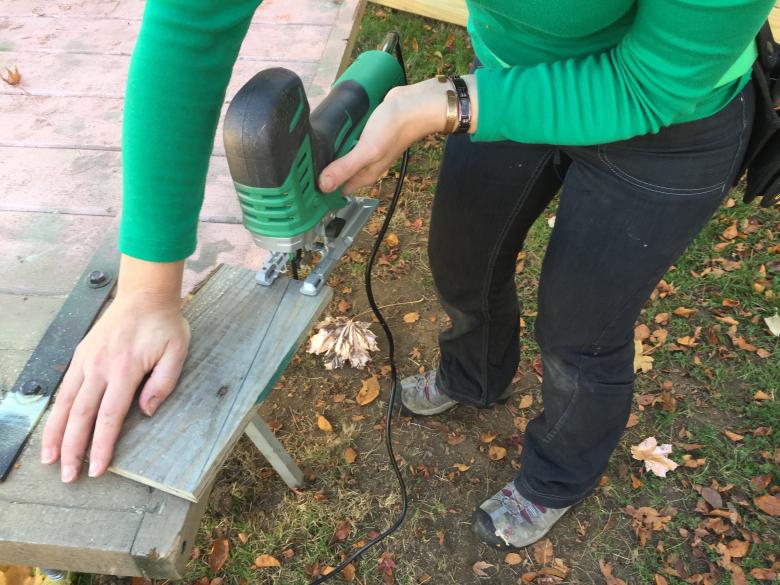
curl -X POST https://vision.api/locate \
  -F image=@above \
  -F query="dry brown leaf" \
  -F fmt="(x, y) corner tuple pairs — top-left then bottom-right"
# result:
(237, 532), (249, 544)
(533, 538), (553, 564)
(453, 463), (471, 472)
(344, 447), (357, 464)
(654, 312), (670, 325)
(599, 560), (627, 585)
(356, 375), (380, 406)
(385, 233), (400, 248)
(754, 390), (771, 401)
(726, 539), (750, 558)
(341, 563), (356, 581)
(673, 307), (697, 318)
(625, 413), (639, 428)
(724, 429), (744, 441)
(504, 553), (522, 566)
(519, 394), (533, 409)
(208, 538), (229, 573)
(471, 561), (494, 577)
(750, 568), (777, 580)
(337, 299), (351, 313)
(307, 317), (378, 369)
(722, 221), (739, 240)
(654, 575), (669, 585)
(676, 336), (697, 348)
(634, 323), (651, 341)
(254, 554), (281, 568)
(1, 66), (21, 86)
(317, 415), (334, 433)
(488, 445), (507, 461)
(403, 311), (420, 324)
(750, 473), (771, 491)
(754, 494), (780, 516)
(631, 436), (678, 477)
(700, 486), (723, 509)
(764, 312), (780, 337)
(633, 339), (654, 373)
(480, 431), (498, 443)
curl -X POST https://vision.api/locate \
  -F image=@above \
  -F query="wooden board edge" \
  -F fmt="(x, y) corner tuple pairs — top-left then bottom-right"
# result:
(369, 0), (467, 26)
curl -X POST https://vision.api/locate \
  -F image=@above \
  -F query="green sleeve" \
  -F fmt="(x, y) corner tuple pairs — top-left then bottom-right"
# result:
(119, 0), (262, 262)
(472, 0), (773, 145)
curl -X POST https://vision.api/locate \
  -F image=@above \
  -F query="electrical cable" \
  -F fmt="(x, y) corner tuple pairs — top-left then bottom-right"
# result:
(309, 38), (410, 585)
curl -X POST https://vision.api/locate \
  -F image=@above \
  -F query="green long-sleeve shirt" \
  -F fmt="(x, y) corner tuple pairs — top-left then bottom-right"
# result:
(119, 0), (774, 262)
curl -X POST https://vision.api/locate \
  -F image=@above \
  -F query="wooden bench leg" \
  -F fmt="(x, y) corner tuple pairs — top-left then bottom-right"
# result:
(244, 412), (304, 488)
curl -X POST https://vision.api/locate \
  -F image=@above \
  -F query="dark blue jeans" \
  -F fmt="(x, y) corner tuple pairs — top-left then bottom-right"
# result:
(429, 81), (754, 508)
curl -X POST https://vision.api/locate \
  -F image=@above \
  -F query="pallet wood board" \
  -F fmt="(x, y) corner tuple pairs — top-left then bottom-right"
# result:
(370, 0), (467, 26)
(108, 266), (332, 502)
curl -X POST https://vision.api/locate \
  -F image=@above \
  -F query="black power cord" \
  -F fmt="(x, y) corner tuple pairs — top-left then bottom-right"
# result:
(309, 38), (410, 585)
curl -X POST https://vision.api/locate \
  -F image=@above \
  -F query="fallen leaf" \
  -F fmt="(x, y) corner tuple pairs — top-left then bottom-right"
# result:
(634, 323), (651, 341)
(453, 463), (471, 472)
(488, 445), (507, 461)
(436, 528), (445, 545)
(753, 494), (780, 516)
(754, 390), (771, 401)
(625, 413), (639, 428)
(317, 415), (334, 433)
(472, 561), (495, 577)
(307, 317), (378, 369)
(722, 221), (738, 240)
(654, 575), (669, 585)
(417, 573), (433, 584)
(726, 539), (749, 557)
(750, 568), (777, 580)
(599, 560), (627, 585)
(724, 430), (744, 441)
(356, 375), (380, 406)
(403, 312), (420, 324)
(631, 436), (678, 477)
(1, 65), (21, 86)
(533, 538), (553, 564)
(254, 554), (281, 568)
(764, 313), (780, 337)
(750, 473), (771, 491)
(480, 431), (498, 443)
(282, 549), (295, 560)
(208, 538), (229, 573)
(519, 394), (533, 409)
(700, 486), (723, 509)
(385, 233), (400, 248)
(341, 563), (356, 581)
(337, 299), (351, 313)
(631, 474), (643, 489)
(676, 336), (697, 348)
(654, 312), (670, 325)
(673, 307), (698, 318)
(504, 553), (522, 566)
(237, 532), (249, 544)
(633, 339), (654, 373)
(333, 520), (351, 542)
(344, 447), (357, 464)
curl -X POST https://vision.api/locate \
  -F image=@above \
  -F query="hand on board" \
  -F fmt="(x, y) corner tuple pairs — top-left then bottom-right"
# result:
(40, 256), (190, 482)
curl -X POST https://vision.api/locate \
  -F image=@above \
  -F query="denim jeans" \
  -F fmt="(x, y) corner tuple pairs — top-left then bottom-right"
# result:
(428, 81), (754, 508)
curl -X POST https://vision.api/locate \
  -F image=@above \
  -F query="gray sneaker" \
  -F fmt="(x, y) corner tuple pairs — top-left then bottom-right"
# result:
(472, 479), (571, 549)
(399, 370), (513, 416)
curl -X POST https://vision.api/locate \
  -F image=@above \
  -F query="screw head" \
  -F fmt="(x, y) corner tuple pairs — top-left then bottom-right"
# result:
(21, 380), (43, 395)
(87, 270), (110, 288)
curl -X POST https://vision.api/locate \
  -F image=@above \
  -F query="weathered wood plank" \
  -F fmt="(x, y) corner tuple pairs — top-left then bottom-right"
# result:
(0, 294), (64, 352)
(370, 0), (467, 26)
(0, 52), (317, 98)
(109, 266), (331, 502)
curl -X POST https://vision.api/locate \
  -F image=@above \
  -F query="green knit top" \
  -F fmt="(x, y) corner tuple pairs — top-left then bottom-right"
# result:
(119, 0), (773, 261)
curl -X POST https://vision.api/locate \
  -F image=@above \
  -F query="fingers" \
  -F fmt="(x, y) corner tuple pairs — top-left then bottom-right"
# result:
(58, 376), (106, 482)
(40, 361), (84, 465)
(319, 142), (380, 193)
(88, 367), (145, 477)
(138, 341), (188, 417)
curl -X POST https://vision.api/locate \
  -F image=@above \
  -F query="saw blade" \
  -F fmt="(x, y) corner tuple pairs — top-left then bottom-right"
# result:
(0, 227), (118, 481)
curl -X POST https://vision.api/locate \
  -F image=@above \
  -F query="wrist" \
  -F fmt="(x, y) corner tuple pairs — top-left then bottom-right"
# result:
(116, 254), (184, 307)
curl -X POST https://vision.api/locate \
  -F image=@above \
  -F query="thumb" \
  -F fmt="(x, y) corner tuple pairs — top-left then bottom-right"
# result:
(319, 142), (377, 193)
(138, 342), (187, 416)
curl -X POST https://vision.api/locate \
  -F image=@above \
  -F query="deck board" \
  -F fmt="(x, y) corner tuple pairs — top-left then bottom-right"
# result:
(0, 0), (363, 575)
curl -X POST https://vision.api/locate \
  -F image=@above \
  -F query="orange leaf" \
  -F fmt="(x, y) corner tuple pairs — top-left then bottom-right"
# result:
(634, 323), (651, 341)
(1, 65), (21, 86)
(356, 375), (380, 406)
(317, 415), (334, 433)
(403, 312), (420, 324)
(726, 539), (749, 558)
(480, 431), (498, 443)
(673, 307), (697, 318)
(453, 463), (471, 472)
(384, 233), (399, 248)
(754, 494), (780, 516)
(654, 312), (669, 325)
(254, 554), (281, 568)
(344, 447), (357, 464)
(722, 221), (738, 240)
(488, 445), (507, 461)
(504, 552), (522, 566)
(533, 538), (553, 564)
(237, 532), (249, 544)
(654, 575), (669, 585)
(208, 538), (229, 573)
(472, 561), (494, 577)
(625, 413), (639, 428)
(724, 429), (744, 441)
(519, 394), (533, 409)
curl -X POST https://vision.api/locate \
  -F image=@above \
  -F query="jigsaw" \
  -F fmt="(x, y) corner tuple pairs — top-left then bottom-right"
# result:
(223, 33), (405, 294)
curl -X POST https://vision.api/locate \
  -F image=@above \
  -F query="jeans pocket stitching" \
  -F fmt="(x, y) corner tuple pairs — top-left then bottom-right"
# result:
(597, 146), (725, 196)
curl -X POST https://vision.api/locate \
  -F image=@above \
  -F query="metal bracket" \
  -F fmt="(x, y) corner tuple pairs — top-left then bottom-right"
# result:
(255, 251), (288, 287)
(300, 197), (378, 296)
(0, 228), (119, 481)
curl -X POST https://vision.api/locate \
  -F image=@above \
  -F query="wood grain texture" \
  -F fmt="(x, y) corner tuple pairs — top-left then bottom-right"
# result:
(109, 266), (332, 502)
(369, 0), (467, 26)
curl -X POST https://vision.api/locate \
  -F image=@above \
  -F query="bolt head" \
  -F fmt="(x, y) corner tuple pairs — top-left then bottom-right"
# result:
(21, 380), (43, 395)
(88, 270), (107, 285)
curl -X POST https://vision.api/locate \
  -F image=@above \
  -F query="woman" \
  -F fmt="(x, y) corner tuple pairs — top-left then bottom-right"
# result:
(41, 0), (773, 551)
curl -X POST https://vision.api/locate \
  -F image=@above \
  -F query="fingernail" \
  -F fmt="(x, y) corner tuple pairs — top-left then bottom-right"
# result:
(320, 176), (333, 192)
(88, 459), (101, 477)
(41, 448), (54, 464)
(61, 465), (78, 483)
(146, 396), (160, 416)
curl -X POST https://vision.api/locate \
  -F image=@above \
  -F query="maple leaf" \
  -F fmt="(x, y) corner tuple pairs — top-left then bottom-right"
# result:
(307, 317), (378, 369)
(633, 339), (654, 373)
(630, 437), (678, 477)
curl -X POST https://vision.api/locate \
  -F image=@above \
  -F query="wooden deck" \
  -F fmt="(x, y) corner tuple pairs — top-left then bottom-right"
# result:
(0, 0), (363, 576)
